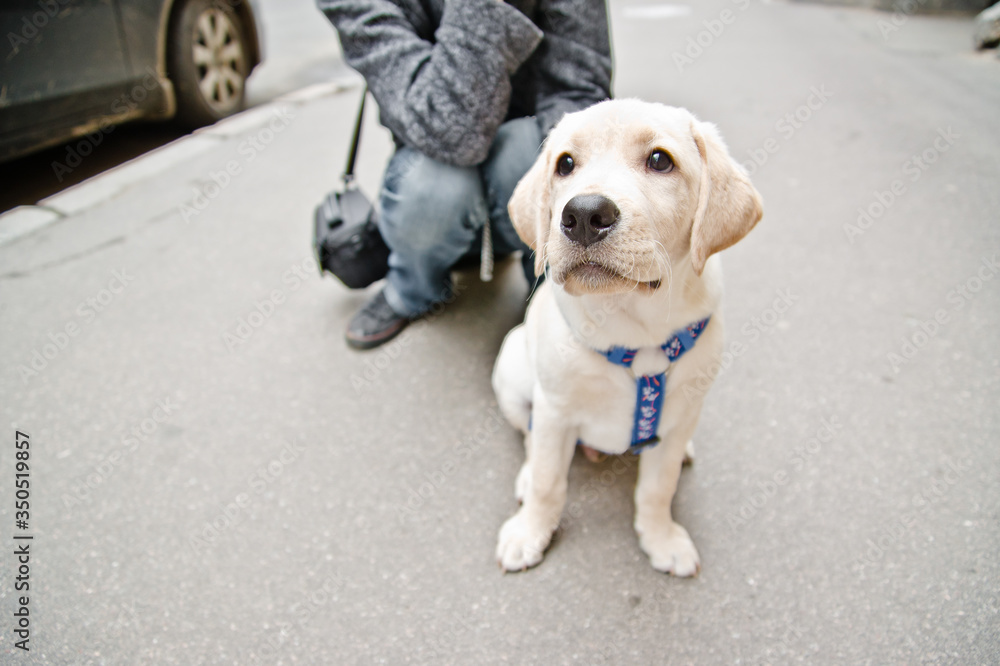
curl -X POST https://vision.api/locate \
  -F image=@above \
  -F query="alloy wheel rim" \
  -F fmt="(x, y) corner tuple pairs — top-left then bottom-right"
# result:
(191, 8), (246, 112)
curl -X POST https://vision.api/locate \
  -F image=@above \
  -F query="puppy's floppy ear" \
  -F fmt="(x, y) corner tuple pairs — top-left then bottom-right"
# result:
(689, 121), (763, 275)
(508, 140), (553, 277)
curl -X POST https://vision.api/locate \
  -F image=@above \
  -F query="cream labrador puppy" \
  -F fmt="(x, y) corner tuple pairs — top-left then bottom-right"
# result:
(492, 99), (763, 574)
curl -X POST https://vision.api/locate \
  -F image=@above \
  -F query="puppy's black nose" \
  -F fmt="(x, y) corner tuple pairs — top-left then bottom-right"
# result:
(561, 194), (619, 247)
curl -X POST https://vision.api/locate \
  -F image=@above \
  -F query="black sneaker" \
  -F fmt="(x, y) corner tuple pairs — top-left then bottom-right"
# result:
(345, 289), (410, 350)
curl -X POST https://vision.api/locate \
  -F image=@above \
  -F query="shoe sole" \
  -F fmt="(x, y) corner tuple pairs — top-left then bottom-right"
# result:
(345, 318), (409, 350)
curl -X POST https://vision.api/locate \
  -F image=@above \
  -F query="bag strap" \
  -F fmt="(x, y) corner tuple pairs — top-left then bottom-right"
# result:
(343, 85), (495, 282)
(343, 86), (367, 187)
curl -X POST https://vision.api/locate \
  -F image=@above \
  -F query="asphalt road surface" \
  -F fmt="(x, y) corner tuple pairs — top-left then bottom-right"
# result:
(1, 0), (998, 664)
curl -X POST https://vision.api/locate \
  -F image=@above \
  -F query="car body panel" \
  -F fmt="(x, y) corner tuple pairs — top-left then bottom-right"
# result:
(0, 0), (262, 163)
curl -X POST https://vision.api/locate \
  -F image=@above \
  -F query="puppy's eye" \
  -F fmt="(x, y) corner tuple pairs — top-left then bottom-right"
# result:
(648, 150), (674, 173)
(556, 153), (575, 176)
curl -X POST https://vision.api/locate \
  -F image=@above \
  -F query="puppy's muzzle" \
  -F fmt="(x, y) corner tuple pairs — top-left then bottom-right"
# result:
(561, 194), (620, 248)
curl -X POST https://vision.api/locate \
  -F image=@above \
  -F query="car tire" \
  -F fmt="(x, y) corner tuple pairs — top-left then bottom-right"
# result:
(168, 0), (250, 128)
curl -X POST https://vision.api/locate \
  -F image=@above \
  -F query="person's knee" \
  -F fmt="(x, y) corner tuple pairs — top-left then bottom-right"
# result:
(484, 117), (542, 207)
(492, 117), (543, 160)
(380, 150), (481, 253)
(481, 118), (542, 258)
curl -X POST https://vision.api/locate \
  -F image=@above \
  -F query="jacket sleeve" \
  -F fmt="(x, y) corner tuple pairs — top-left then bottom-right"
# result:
(317, 0), (543, 166)
(531, 0), (613, 136)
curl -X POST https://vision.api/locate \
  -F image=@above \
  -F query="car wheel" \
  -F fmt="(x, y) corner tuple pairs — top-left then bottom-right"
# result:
(169, 0), (250, 128)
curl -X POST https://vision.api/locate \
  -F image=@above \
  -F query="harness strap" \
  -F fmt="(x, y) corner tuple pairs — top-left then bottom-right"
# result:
(598, 316), (711, 453)
(631, 372), (667, 450)
(526, 316), (711, 455)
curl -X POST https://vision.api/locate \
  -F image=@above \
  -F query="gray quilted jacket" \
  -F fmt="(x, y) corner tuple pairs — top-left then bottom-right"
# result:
(316, 0), (613, 166)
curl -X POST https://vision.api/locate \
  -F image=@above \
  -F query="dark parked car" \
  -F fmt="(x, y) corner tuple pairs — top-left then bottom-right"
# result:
(0, 0), (263, 163)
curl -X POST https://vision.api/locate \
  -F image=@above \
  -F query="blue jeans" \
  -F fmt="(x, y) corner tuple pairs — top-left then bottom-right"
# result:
(377, 117), (542, 317)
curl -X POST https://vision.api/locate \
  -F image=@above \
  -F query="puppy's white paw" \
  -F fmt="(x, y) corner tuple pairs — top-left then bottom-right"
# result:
(496, 510), (553, 572)
(637, 521), (701, 577)
(514, 462), (531, 503)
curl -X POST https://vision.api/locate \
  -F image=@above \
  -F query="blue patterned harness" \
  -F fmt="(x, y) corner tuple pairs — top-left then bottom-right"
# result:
(596, 317), (711, 454)
(528, 316), (711, 454)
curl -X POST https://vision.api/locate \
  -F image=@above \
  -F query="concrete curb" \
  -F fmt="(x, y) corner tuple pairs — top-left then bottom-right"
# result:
(0, 76), (362, 249)
(794, 0), (992, 14)
(0, 206), (62, 247)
